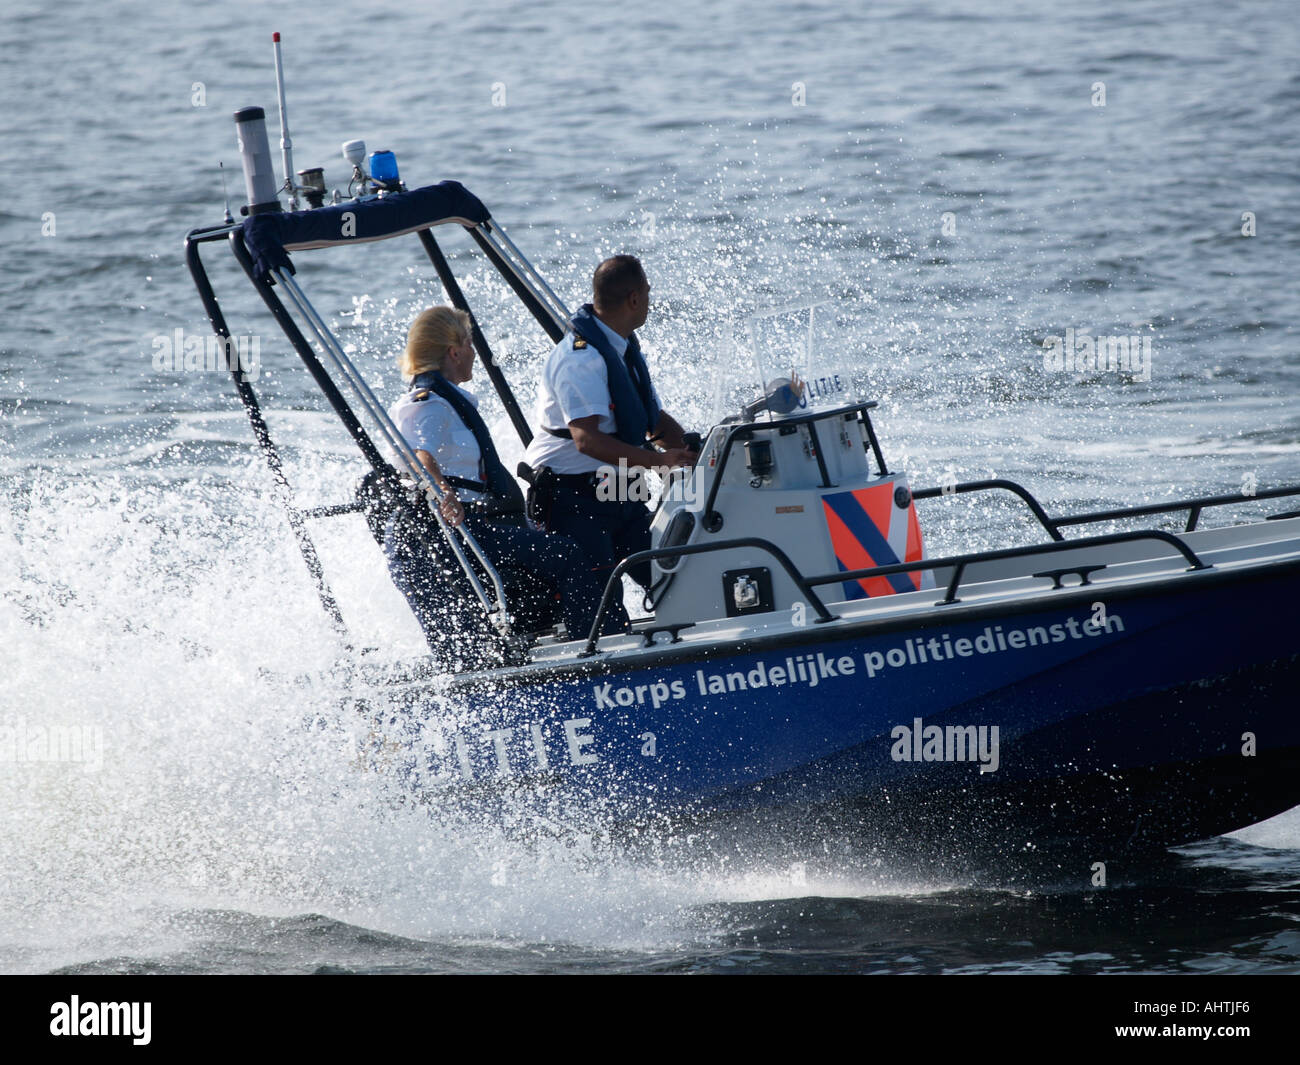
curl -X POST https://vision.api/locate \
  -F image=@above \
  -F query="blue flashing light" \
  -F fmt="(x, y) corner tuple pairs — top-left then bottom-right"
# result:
(369, 150), (399, 186)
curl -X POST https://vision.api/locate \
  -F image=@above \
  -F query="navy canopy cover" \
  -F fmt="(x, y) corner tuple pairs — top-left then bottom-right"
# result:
(242, 181), (491, 279)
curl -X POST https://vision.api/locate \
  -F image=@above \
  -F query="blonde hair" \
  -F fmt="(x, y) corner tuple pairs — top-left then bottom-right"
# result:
(400, 306), (472, 377)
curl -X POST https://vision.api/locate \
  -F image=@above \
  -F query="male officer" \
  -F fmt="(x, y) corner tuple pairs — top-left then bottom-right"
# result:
(525, 255), (696, 626)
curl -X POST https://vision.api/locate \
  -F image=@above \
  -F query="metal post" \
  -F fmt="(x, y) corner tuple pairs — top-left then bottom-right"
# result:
(468, 225), (569, 342)
(186, 232), (349, 640)
(417, 229), (533, 446)
(271, 269), (511, 629)
(481, 220), (571, 327)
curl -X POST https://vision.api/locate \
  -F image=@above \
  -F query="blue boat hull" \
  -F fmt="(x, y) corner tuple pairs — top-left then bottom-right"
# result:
(379, 559), (1300, 856)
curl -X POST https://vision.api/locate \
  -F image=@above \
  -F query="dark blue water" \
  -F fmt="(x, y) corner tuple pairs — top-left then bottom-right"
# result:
(1, 0), (1297, 973)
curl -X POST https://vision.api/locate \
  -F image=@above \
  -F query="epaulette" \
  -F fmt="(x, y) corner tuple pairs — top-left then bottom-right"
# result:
(573, 337), (588, 349)
(412, 389), (431, 402)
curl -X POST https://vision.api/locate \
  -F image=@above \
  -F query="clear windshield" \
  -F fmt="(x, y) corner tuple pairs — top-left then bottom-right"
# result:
(707, 300), (859, 425)
(747, 301), (855, 417)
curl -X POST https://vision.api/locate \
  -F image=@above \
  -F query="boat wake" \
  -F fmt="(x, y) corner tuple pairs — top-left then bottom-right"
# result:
(1, 471), (993, 973)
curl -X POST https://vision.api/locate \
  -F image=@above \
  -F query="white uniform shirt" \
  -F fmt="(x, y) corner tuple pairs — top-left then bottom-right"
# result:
(388, 381), (487, 499)
(524, 315), (661, 475)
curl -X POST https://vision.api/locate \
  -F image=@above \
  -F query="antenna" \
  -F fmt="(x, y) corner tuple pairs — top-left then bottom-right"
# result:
(218, 161), (233, 223)
(271, 31), (298, 209)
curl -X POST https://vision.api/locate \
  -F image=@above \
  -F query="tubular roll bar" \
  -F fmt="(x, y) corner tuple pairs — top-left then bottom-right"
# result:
(225, 231), (396, 473)
(186, 209), (579, 642)
(700, 402), (881, 533)
(269, 266), (510, 626)
(579, 537), (839, 656)
(193, 224), (523, 635)
(185, 226), (350, 640)
(417, 228), (534, 446)
(578, 526), (1213, 655)
(465, 225), (569, 344)
(913, 478), (1300, 536)
(480, 220), (571, 332)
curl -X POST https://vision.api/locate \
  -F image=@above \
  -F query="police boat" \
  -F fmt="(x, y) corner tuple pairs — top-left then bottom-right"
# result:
(185, 47), (1300, 863)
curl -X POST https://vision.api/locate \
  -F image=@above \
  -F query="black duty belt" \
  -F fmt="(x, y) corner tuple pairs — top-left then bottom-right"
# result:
(554, 471), (602, 487)
(550, 469), (649, 500)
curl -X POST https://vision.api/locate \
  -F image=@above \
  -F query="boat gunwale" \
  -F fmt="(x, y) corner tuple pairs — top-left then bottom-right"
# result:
(367, 547), (1300, 696)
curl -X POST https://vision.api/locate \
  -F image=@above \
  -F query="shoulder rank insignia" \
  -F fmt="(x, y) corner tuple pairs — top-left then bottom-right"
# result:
(573, 337), (588, 349)
(412, 389), (431, 402)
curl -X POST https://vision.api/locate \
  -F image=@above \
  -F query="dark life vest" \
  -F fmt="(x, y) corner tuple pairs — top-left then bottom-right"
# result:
(567, 304), (661, 447)
(409, 371), (525, 514)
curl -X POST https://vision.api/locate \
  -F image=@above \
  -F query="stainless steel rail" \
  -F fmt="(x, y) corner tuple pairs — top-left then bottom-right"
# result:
(272, 268), (511, 630)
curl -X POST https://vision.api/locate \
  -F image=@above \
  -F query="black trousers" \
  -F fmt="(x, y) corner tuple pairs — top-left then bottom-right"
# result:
(547, 482), (653, 630)
(383, 509), (604, 662)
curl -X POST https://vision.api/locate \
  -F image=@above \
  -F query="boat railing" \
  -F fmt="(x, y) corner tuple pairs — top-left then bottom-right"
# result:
(187, 223), (514, 635)
(579, 537), (840, 656)
(913, 478), (1300, 536)
(186, 200), (618, 646)
(699, 402), (886, 534)
(267, 264), (512, 630)
(579, 528), (1213, 656)
(805, 528), (1209, 609)
(911, 479), (1065, 539)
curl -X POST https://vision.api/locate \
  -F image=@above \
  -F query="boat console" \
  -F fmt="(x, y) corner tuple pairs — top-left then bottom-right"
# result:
(646, 401), (928, 631)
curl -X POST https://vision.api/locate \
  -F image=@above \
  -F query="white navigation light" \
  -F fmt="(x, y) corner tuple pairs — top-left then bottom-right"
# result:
(342, 139), (367, 171)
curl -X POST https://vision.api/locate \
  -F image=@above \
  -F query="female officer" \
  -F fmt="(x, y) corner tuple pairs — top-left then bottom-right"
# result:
(384, 306), (604, 654)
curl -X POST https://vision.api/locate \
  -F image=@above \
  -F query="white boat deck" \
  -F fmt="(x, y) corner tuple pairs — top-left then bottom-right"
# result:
(519, 513), (1300, 669)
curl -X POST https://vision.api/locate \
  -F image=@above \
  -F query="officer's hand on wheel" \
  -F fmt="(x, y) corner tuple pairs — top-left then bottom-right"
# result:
(656, 448), (697, 470)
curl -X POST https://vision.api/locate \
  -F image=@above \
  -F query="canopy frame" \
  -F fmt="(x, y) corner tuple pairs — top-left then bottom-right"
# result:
(184, 185), (577, 649)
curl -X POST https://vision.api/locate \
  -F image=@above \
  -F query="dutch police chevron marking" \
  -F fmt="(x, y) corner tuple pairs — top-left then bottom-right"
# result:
(821, 483), (932, 600)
